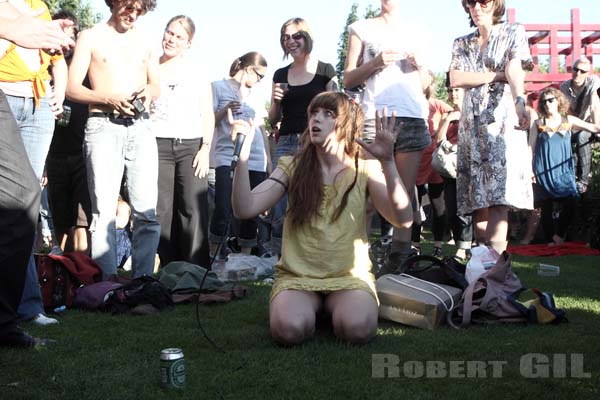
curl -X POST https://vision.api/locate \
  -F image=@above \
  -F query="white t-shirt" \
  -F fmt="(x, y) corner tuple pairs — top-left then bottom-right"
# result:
(211, 79), (267, 172)
(348, 18), (429, 120)
(151, 61), (204, 140)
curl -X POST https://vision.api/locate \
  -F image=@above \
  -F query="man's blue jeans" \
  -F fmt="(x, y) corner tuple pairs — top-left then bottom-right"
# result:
(84, 116), (160, 278)
(5, 95), (54, 320)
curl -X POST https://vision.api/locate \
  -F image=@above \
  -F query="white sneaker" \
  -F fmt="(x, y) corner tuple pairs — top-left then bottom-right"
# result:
(32, 313), (59, 326)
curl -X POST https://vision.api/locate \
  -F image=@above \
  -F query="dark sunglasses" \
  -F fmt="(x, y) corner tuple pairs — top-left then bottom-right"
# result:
(573, 67), (589, 75)
(466, 0), (493, 8)
(282, 32), (304, 42)
(541, 97), (556, 105)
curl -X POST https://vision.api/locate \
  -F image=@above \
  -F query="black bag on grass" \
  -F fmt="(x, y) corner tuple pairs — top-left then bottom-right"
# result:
(401, 255), (469, 290)
(105, 276), (173, 314)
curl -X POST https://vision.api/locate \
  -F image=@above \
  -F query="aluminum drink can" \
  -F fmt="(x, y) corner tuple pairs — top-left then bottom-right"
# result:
(160, 348), (185, 389)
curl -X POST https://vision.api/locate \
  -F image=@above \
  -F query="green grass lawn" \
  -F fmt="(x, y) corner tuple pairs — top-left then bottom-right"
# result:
(2, 246), (599, 400)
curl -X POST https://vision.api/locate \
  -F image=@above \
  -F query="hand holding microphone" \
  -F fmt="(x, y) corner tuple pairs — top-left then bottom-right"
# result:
(227, 108), (254, 175)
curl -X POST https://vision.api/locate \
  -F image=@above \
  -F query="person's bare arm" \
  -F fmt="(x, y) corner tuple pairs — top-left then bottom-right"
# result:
(326, 76), (339, 92)
(268, 81), (283, 126)
(359, 111), (412, 228)
(449, 69), (505, 89)
(528, 120), (538, 155)
(506, 58), (528, 129)
(192, 81), (215, 178)
(144, 48), (160, 101)
(231, 118), (287, 219)
(49, 57), (67, 116)
(0, 4), (74, 51)
(567, 115), (600, 135)
(435, 111), (460, 145)
(343, 31), (401, 90)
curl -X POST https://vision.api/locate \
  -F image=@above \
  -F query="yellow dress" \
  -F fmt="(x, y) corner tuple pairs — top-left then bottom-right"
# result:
(270, 156), (379, 302)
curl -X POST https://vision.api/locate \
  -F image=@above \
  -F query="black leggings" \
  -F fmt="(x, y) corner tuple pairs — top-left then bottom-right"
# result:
(411, 183), (446, 243)
(540, 196), (577, 242)
(442, 177), (473, 248)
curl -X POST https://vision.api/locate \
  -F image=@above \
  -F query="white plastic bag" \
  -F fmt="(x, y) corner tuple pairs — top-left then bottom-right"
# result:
(465, 246), (500, 283)
(220, 253), (277, 281)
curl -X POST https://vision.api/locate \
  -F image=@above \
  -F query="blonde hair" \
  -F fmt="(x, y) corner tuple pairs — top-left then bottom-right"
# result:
(165, 15), (195, 40)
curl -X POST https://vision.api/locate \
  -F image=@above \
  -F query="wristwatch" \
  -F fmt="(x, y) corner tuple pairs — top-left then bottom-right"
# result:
(514, 96), (526, 106)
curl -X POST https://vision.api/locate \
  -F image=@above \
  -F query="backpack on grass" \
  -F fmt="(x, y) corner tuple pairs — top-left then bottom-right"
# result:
(36, 253), (102, 311)
(104, 276), (173, 314)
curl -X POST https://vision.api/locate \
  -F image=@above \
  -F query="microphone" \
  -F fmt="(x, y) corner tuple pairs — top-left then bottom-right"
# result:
(230, 132), (247, 176)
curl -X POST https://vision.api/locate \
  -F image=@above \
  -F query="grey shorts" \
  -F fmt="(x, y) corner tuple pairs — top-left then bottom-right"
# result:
(363, 117), (431, 153)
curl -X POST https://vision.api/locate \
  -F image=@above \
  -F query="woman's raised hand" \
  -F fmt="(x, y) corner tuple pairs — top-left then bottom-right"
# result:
(357, 107), (398, 162)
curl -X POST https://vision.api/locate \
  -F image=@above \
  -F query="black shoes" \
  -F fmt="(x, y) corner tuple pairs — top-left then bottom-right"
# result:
(0, 327), (56, 349)
(375, 250), (417, 278)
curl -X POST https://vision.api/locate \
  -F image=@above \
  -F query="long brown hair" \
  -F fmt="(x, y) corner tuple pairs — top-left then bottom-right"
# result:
(286, 92), (365, 230)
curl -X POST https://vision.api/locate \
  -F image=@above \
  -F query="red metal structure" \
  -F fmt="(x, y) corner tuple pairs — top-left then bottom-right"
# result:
(508, 8), (600, 93)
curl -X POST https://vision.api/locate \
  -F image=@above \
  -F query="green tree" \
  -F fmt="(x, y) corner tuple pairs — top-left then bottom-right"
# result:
(335, 3), (359, 88)
(336, 3), (380, 89)
(434, 72), (448, 103)
(44, 0), (101, 29)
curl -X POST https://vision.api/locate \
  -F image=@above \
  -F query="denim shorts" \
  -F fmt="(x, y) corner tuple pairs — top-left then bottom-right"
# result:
(363, 117), (430, 153)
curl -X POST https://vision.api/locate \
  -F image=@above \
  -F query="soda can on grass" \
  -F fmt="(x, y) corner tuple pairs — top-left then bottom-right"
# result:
(160, 348), (185, 389)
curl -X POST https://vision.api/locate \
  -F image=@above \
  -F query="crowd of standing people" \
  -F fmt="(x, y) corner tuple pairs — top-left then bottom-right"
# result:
(1, 0), (599, 348)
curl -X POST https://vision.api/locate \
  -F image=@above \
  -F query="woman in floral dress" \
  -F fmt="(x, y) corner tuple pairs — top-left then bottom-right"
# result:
(449, 0), (533, 253)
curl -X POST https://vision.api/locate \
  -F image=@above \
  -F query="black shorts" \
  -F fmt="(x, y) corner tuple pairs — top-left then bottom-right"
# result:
(363, 117), (430, 153)
(46, 152), (92, 230)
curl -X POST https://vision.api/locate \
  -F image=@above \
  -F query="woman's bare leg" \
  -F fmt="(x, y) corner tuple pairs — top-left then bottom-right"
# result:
(270, 290), (321, 345)
(324, 289), (378, 344)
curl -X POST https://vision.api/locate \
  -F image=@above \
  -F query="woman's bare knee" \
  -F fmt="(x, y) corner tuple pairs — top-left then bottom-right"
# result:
(332, 315), (377, 344)
(270, 315), (315, 345)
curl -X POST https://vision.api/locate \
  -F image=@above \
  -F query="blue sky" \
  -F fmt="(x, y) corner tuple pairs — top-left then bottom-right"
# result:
(89, 0), (599, 90)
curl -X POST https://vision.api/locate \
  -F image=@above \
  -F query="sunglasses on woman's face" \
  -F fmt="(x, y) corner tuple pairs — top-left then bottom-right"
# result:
(542, 97), (556, 105)
(466, 0), (493, 8)
(282, 32), (304, 42)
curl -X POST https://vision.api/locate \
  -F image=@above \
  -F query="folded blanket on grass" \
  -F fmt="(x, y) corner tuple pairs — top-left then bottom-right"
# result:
(507, 242), (600, 256)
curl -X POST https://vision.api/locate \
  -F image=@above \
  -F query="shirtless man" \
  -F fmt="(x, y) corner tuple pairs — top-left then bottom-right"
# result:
(67, 0), (160, 279)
